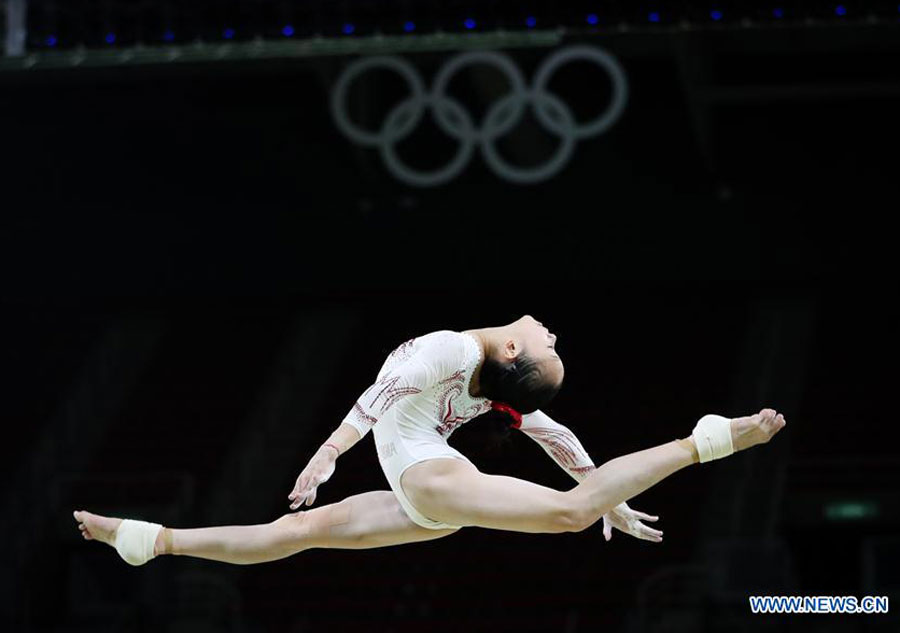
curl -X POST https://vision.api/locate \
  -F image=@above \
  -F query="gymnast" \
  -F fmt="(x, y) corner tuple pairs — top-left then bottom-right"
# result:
(73, 315), (786, 566)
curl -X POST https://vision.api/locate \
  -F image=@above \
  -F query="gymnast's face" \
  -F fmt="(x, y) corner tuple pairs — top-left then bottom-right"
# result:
(510, 315), (564, 384)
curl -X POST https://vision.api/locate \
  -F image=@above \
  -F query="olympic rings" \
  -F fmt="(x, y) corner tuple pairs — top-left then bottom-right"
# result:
(331, 45), (629, 187)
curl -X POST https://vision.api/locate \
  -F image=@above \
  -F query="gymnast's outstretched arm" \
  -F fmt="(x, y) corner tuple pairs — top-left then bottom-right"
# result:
(289, 332), (467, 509)
(518, 410), (662, 542)
(517, 410), (598, 480)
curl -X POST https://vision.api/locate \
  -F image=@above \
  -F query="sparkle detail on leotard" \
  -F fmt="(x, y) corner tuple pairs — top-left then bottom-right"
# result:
(350, 401), (378, 428)
(368, 374), (423, 414)
(434, 370), (492, 437)
(386, 338), (417, 366)
(522, 427), (593, 475)
(343, 331), (493, 439)
(346, 338), (425, 428)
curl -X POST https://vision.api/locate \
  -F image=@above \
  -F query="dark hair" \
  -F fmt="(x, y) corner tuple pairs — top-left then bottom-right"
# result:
(478, 410), (517, 452)
(478, 352), (562, 415)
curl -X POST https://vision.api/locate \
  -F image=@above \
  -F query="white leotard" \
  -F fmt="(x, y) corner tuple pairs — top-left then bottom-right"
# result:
(342, 330), (596, 529)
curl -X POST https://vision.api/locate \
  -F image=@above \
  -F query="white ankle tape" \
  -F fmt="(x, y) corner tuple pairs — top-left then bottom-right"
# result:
(114, 519), (163, 566)
(691, 414), (734, 463)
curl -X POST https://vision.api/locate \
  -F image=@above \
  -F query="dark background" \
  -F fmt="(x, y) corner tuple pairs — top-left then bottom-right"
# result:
(2, 2), (899, 631)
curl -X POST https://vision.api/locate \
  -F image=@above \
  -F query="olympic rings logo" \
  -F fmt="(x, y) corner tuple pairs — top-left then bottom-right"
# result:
(331, 46), (629, 187)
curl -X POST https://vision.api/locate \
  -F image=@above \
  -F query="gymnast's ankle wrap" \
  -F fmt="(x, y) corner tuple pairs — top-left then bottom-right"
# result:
(690, 414), (734, 463)
(114, 519), (164, 566)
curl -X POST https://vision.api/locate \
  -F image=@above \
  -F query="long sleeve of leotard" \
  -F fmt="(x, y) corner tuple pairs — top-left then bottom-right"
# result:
(517, 410), (597, 482)
(341, 331), (468, 440)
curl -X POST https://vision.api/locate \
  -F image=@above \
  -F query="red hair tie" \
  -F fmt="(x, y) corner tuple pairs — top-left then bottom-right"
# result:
(491, 402), (523, 429)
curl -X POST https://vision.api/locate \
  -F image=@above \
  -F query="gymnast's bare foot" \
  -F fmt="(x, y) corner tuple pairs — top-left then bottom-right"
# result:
(731, 408), (786, 452)
(73, 510), (122, 546)
(74, 510), (169, 557)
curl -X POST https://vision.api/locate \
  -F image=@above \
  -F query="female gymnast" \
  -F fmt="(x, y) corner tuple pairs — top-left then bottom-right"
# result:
(73, 315), (786, 566)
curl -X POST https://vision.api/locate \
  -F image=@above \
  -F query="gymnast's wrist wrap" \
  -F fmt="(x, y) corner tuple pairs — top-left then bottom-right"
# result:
(691, 414), (734, 463)
(114, 519), (163, 566)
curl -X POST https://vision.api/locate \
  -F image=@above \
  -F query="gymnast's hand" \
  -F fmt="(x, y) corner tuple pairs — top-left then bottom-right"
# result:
(288, 446), (338, 510)
(602, 502), (663, 543)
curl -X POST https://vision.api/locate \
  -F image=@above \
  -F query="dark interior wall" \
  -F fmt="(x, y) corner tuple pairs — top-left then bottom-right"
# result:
(3, 29), (897, 304)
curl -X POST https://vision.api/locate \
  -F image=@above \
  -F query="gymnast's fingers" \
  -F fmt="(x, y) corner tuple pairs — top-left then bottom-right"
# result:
(637, 522), (663, 541)
(289, 475), (309, 502)
(632, 511), (659, 522)
(637, 529), (663, 542)
(638, 522), (663, 538)
(290, 488), (307, 510)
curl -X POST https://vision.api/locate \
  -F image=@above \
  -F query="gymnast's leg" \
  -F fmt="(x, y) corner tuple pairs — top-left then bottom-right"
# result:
(404, 443), (707, 534)
(405, 410), (785, 533)
(73, 490), (458, 566)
